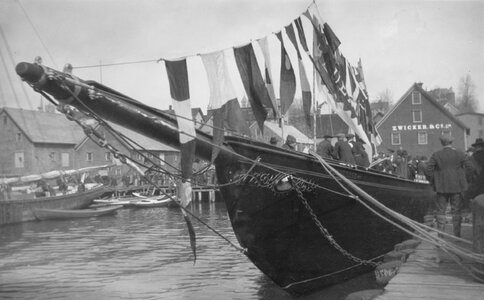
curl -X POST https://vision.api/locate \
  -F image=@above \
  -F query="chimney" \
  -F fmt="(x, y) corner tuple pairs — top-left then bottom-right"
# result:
(169, 105), (172, 110)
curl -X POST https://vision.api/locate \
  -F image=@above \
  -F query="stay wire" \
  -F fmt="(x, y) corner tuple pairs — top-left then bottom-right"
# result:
(16, 0), (57, 69)
(59, 84), (246, 254)
(61, 74), (355, 198)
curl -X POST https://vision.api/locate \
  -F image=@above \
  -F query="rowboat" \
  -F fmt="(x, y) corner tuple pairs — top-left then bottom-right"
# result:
(131, 195), (172, 208)
(93, 197), (139, 207)
(32, 205), (123, 220)
(0, 184), (107, 225)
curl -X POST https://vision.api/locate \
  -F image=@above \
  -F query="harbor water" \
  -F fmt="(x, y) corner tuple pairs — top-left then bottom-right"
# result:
(0, 201), (378, 299)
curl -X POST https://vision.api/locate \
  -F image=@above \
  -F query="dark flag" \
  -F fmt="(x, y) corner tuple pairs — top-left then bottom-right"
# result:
(257, 37), (278, 118)
(285, 23), (312, 127)
(275, 31), (296, 115)
(234, 44), (275, 131)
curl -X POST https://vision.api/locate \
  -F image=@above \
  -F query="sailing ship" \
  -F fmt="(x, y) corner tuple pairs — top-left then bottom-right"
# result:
(14, 4), (433, 295)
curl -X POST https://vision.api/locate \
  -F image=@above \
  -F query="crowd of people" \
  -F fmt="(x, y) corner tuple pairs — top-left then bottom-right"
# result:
(274, 133), (484, 238)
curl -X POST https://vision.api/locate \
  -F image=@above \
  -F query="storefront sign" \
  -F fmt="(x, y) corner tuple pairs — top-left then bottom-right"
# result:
(391, 123), (452, 131)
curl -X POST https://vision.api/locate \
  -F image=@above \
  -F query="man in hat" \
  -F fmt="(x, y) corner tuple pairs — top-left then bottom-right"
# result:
(282, 135), (297, 151)
(269, 136), (278, 146)
(334, 133), (356, 165)
(465, 138), (484, 201)
(352, 135), (370, 167)
(316, 135), (335, 159)
(426, 135), (469, 237)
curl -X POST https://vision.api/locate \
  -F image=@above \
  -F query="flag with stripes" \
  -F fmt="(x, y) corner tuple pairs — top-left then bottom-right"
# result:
(165, 58), (196, 181)
(201, 50), (248, 160)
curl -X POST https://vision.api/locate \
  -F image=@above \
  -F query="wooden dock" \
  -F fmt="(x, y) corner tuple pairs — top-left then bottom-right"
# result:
(375, 224), (484, 299)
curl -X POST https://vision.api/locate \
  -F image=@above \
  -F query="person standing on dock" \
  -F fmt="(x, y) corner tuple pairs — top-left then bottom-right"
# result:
(465, 138), (484, 201)
(425, 135), (469, 237)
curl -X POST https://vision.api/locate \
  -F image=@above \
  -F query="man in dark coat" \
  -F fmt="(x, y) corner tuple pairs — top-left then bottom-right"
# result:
(316, 135), (334, 159)
(465, 138), (484, 200)
(352, 135), (370, 167)
(334, 133), (356, 165)
(282, 135), (297, 151)
(426, 135), (469, 237)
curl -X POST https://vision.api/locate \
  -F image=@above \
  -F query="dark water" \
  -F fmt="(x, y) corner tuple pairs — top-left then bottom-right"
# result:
(0, 201), (377, 299)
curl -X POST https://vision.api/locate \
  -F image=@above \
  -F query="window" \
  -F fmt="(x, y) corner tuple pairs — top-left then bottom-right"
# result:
(105, 152), (111, 161)
(3, 116), (7, 125)
(14, 152), (24, 168)
(441, 130), (452, 137)
(391, 132), (401, 145)
(86, 152), (93, 161)
(479, 130), (484, 138)
(479, 117), (483, 126)
(418, 132), (428, 145)
(49, 152), (56, 161)
(16, 132), (22, 141)
(411, 91), (421, 104)
(61, 153), (69, 167)
(412, 110), (422, 123)
(159, 153), (165, 165)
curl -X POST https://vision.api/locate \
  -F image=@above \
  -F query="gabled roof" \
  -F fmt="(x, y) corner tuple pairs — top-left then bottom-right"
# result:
(376, 83), (468, 131)
(1, 107), (85, 144)
(255, 121), (312, 144)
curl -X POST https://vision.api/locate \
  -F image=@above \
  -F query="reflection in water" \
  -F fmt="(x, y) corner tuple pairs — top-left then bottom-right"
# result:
(0, 202), (376, 299)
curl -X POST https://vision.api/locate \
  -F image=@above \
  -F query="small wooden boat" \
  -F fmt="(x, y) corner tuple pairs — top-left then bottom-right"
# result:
(132, 196), (172, 208)
(33, 205), (123, 220)
(93, 197), (138, 206)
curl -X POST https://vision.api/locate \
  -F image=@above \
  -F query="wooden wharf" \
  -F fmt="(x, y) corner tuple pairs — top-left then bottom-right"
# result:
(109, 185), (218, 202)
(375, 224), (484, 300)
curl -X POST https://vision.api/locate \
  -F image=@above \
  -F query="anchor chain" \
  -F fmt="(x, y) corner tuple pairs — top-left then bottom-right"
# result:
(295, 187), (379, 267)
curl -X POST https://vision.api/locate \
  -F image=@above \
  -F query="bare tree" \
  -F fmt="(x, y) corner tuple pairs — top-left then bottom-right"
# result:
(370, 89), (393, 114)
(456, 74), (477, 113)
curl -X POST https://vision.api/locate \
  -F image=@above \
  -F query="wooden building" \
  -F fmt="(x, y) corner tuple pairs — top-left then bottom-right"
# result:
(376, 83), (469, 158)
(455, 112), (484, 148)
(0, 107), (85, 177)
(75, 123), (180, 178)
(0, 107), (181, 180)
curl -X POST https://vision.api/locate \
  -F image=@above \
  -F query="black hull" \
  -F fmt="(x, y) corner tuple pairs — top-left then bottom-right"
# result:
(16, 62), (433, 295)
(215, 139), (432, 295)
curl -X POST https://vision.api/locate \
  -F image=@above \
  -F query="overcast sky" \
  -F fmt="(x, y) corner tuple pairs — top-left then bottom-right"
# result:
(1, 0), (483, 112)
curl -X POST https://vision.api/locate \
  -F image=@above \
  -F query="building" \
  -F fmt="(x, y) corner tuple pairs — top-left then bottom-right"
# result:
(0, 107), (182, 180)
(0, 107), (85, 177)
(376, 83), (469, 158)
(455, 112), (484, 148)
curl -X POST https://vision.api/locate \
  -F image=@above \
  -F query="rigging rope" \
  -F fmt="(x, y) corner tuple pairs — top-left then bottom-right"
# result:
(309, 150), (484, 280)
(34, 72), (484, 274)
